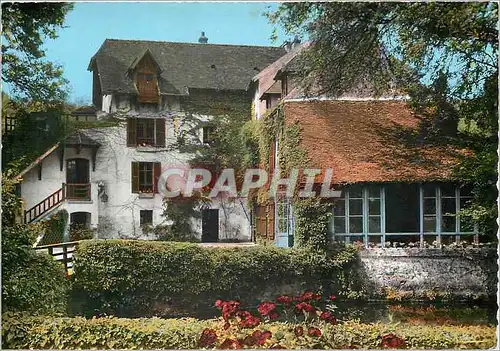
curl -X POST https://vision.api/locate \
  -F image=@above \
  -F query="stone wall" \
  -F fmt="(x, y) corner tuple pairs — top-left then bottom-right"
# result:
(358, 247), (498, 301)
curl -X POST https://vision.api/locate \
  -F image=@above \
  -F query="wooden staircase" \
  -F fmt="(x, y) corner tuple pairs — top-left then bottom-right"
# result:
(24, 185), (65, 224)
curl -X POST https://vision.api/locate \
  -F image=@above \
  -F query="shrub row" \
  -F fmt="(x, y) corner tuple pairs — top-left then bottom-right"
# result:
(70, 240), (363, 317)
(2, 314), (496, 349)
(2, 225), (69, 315)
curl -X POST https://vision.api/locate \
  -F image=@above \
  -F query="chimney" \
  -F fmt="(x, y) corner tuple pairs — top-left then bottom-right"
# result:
(282, 40), (292, 52)
(198, 31), (208, 44)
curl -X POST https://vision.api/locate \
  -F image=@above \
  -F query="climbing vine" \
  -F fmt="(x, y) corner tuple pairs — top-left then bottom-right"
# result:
(256, 103), (333, 250)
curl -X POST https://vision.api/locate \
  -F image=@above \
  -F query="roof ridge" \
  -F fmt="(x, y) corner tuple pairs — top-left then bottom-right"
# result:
(103, 38), (284, 50)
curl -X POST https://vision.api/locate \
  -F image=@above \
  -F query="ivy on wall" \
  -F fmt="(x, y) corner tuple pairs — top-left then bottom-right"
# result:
(256, 103), (333, 251)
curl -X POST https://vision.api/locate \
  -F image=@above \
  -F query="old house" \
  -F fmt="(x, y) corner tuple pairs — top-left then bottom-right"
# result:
(250, 43), (478, 248)
(17, 35), (477, 249)
(17, 35), (285, 243)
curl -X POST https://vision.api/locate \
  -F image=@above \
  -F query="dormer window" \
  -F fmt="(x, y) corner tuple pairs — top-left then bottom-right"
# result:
(130, 49), (161, 104)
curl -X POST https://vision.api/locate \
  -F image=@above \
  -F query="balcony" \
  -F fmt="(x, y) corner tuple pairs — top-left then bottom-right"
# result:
(65, 183), (91, 201)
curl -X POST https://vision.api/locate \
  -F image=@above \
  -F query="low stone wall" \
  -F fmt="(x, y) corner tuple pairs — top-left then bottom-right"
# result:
(358, 247), (498, 301)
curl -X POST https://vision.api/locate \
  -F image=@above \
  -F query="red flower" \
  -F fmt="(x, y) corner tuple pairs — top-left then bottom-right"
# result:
(223, 322), (231, 330)
(294, 326), (304, 337)
(299, 291), (314, 301)
(215, 299), (223, 308)
(382, 333), (404, 348)
(307, 327), (322, 337)
(221, 300), (240, 321)
(328, 295), (337, 301)
(268, 311), (280, 320)
(258, 302), (277, 316)
(295, 302), (315, 313)
(238, 311), (261, 328)
(312, 293), (322, 301)
(252, 330), (272, 346)
(320, 311), (332, 320)
(328, 317), (338, 325)
(276, 295), (294, 304)
(220, 338), (243, 349)
(199, 328), (218, 347)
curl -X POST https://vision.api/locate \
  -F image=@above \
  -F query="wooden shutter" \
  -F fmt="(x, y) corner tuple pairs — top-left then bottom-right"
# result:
(127, 118), (137, 146)
(153, 162), (161, 193)
(131, 162), (139, 193)
(155, 118), (165, 147)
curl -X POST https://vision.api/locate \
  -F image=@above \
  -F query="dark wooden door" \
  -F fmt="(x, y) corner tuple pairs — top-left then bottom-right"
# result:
(202, 209), (219, 243)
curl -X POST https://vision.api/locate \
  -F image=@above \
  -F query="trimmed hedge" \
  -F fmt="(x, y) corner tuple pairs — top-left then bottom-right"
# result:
(70, 240), (363, 317)
(2, 314), (496, 349)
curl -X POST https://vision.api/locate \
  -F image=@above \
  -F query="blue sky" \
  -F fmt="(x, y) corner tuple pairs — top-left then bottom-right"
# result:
(40, 2), (286, 104)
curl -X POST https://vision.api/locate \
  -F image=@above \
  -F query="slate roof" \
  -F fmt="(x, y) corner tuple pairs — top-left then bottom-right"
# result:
(71, 105), (98, 116)
(89, 39), (286, 95)
(251, 42), (309, 97)
(283, 100), (470, 184)
(64, 131), (101, 147)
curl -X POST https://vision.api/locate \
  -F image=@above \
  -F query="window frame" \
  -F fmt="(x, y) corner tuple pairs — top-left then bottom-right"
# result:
(140, 210), (153, 227)
(331, 183), (479, 248)
(131, 161), (161, 194)
(127, 118), (165, 147)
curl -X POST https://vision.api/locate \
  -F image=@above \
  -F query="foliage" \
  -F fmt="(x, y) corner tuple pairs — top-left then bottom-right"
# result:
(38, 210), (69, 245)
(2, 225), (69, 315)
(1, 168), (23, 227)
(143, 223), (199, 242)
(2, 105), (71, 172)
(69, 223), (95, 242)
(266, 2), (498, 238)
(293, 198), (332, 250)
(70, 240), (361, 317)
(2, 313), (495, 349)
(2, 2), (73, 102)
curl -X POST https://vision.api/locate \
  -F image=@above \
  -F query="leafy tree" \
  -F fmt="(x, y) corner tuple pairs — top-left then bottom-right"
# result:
(266, 2), (498, 238)
(2, 2), (73, 102)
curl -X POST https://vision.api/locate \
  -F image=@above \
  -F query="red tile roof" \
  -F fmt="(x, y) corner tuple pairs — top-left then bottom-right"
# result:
(284, 100), (470, 184)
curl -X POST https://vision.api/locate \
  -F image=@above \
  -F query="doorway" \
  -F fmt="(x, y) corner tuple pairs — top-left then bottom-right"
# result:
(202, 209), (219, 243)
(66, 159), (90, 199)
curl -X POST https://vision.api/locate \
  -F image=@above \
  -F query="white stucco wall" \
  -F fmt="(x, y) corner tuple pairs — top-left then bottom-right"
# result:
(20, 96), (251, 242)
(20, 147), (99, 228)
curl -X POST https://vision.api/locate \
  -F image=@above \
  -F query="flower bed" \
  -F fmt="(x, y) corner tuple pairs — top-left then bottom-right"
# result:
(2, 313), (495, 349)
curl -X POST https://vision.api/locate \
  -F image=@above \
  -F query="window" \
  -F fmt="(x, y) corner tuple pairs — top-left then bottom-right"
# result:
(202, 126), (215, 144)
(127, 118), (165, 147)
(386, 183), (419, 233)
(330, 183), (478, 247)
(131, 162), (161, 193)
(140, 210), (153, 227)
(137, 118), (155, 145)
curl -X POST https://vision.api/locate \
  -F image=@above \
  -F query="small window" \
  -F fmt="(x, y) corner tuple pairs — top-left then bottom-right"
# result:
(202, 126), (215, 144)
(140, 210), (153, 227)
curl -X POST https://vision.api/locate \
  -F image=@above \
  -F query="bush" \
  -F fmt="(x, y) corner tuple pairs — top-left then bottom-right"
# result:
(71, 240), (362, 317)
(2, 314), (495, 349)
(2, 225), (69, 315)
